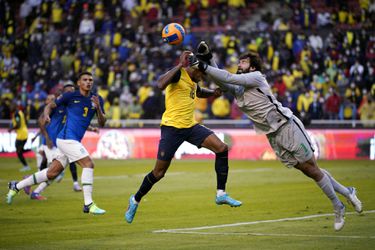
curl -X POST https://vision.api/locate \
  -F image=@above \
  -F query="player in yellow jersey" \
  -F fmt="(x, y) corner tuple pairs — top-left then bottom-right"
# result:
(8, 103), (31, 172)
(125, 51), (242, 223)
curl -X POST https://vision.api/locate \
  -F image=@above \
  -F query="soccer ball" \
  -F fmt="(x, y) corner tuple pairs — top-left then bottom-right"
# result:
(161, 23), (185, 45)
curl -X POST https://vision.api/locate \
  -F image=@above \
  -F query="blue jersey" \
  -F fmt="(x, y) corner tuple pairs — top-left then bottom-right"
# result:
(56, 90), (104, 142)
(42, 105), (66, 146)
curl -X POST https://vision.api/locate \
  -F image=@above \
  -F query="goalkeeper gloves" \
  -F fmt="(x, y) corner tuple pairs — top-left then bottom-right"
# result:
(188, 53), (208, 72)
(196, 41), (213, 63)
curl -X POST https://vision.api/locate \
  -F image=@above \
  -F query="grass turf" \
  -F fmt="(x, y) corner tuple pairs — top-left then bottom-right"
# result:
(0, 158), (374, 249)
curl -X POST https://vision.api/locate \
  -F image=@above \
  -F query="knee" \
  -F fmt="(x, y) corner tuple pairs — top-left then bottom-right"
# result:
(47, 168), (60, 180)
(217, 142), (228, 154)
(303, 165), (323, 181)
(153, 169), (166, 180)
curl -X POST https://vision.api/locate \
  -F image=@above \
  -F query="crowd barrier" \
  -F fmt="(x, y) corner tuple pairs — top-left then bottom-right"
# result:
(0, 128), (374, 160)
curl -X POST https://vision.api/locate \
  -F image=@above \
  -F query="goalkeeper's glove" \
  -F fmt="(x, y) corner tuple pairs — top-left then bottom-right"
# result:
(196, 41), (213, 63)
(188, 53), (208, 72)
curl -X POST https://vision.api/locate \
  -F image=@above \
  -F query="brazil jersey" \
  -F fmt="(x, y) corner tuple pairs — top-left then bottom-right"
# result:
(12, 110), (28, 140)
(161, 68), (197, 128)
(42, 104), (66, 146)
(56, 90), (104, 142)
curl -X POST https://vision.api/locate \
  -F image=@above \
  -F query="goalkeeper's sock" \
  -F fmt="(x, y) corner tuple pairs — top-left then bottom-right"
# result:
(316, 173), (342, 209)
(321, 169), (350, 196)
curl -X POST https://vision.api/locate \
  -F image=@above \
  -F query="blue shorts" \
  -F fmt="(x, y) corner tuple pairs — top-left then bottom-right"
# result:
(157, 124), (214, 161)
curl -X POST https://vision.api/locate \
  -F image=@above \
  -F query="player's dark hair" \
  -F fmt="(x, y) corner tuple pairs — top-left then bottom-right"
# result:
(239, 51), (263, 72)
(78, 71), (93, 79)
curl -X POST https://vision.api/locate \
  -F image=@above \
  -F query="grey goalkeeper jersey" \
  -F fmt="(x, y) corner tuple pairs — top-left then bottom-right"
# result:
(205, 65), (293, 135)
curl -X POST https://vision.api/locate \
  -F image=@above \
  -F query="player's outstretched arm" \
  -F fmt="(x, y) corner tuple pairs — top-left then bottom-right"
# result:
(196, 85), (222, 98)
(157, 51), (191, 90)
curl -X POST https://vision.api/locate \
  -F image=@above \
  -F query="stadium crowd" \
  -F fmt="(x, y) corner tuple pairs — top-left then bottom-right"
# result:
(0, 0), (374, 127)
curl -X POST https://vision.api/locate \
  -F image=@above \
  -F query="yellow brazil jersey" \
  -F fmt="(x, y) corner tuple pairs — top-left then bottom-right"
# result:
(161, 68), (197, 128)
(12, 110), (28, 140)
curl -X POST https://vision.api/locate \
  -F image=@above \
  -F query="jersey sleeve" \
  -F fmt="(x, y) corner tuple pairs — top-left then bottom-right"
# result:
(170, 70), (181, 83)
(55, 92), (74, 107)
(206, 65), (264, 88)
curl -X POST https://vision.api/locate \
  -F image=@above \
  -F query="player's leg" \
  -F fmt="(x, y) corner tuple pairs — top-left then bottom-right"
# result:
(125, 126), (183, 223)
(76, 156), (105, 215)
(57, 138), (104, 215)
(69, 162), (82, 191)
(15, 139), (30, 171)
(294, 158), (346, 231)
(320, 169), (362, 213)
(6, 159), (64, 204)
(276, 117), (346, 231)
(30, 146), (62, 200)
(191, 125), (241, 207)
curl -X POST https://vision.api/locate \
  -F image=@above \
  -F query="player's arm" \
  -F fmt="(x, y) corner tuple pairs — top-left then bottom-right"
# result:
(91, 95), (106, 127)
(38, 113), (54, 148)
(205, 65), (263, 88)
(196, 84), (222, 98)
(44, 92), (72, 123)
(43, 102), (57, 124)
(8, 112), (21, 132)
(157, 51), (191, 90)
(87, 125), (99, 133)
(31, 130), (40, 143)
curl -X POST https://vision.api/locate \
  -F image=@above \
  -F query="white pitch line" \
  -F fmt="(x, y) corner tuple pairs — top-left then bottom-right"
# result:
(154, 231), (375, 239)
(153, 210), (375, 233)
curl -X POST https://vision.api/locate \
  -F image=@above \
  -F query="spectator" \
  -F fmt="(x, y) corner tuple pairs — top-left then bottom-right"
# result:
(211, 96), (231, 119)
(325, 88), (341, 119)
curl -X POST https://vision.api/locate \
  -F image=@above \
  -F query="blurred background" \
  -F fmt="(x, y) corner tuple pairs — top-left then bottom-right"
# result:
(0, 0), (374, 128)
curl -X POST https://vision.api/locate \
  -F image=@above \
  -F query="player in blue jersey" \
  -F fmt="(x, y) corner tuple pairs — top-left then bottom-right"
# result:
(29, 82), (83, 200)
(6, 72), (107, 215)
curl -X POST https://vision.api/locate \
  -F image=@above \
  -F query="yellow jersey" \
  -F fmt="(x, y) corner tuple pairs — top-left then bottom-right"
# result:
(161, 68), (197, 128)
(12, 110), (28, 140)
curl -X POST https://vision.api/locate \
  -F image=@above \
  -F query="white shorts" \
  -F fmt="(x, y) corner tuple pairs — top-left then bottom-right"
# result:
(56, 139), (90, 164)
(42, 145), (62, 164)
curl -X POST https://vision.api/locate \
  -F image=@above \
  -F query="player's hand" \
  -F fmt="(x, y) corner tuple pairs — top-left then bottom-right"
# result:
(196, 41), (213, 63)
(188, 53), (208, 72)
(179, 51), (191, 68)
(91, 96), (100, 109)
(7, 128), (12, 133)
(91, 127), (100, 133)
(213, 88), (223, 97)
(44, 115), (51, 124)
(46, 138), (53, 149)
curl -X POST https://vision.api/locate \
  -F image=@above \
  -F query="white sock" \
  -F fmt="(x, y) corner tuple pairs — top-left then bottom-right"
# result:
(36, 153), (43, 170)
(81, 168), (94, 205)
(316, 174), (342, 209)
(16, 169), (48, 190)
(33, 182), (49, 194)
(216, 189), (226, 197)
(321, 169), (350, 197)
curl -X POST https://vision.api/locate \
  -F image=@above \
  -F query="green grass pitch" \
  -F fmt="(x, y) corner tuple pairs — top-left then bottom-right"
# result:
(0, 158), (374, 249)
